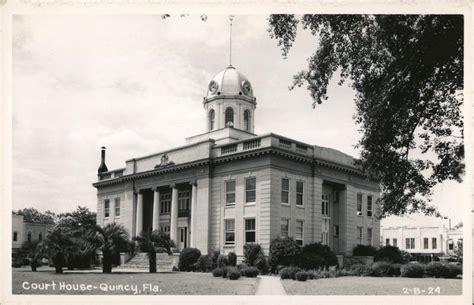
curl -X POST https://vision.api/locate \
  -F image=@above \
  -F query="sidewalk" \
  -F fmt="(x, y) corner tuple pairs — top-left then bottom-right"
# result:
(255, 275), (287, 295)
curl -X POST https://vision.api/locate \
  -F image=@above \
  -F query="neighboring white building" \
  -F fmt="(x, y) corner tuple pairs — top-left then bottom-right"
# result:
(93, 65), (381, 257)
(380, 223), (463, 262)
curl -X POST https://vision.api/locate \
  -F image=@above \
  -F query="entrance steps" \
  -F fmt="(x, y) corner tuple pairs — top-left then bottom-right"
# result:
(122, 252), (175, 272)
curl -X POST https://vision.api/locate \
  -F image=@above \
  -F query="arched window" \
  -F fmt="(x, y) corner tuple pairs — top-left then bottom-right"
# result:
(244, 110), (250, 131)
(225, 107), (234, 127)
(209, 109), (215, 131)
(27, 232), (32, 242)
(38, 232), (43, 241)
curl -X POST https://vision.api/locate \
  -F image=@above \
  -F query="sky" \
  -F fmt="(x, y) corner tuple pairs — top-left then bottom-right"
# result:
(12, 14), (465, 227)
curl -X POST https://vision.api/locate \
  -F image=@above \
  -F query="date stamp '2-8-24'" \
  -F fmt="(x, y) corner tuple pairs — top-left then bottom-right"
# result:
(402, 287), (441, 295)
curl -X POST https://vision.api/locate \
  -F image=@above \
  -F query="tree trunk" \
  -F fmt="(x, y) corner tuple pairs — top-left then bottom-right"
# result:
(102, 256), (112, 273)
(149, 252), (156, 273)
(30, 262), (37, 272)
(55, 266), (63, 273)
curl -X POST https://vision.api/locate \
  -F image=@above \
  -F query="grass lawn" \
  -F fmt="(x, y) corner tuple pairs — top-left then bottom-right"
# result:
(12, 267), (259, 295)
(281, 276), (462, 295)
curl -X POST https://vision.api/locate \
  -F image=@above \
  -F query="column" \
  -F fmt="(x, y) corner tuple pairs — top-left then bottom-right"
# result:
(170, 185), (179, 245)
(136, 192), (143, 236)
(152, 188), (160, 231)
(190, 182), (198, 248)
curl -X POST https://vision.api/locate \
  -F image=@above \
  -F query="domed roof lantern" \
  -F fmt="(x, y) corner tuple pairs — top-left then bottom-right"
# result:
(206, 65), (254, 100)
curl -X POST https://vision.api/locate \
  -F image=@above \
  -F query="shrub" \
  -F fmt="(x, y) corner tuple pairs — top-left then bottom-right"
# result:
(222, 266), (229, 278)
(400, 251), (412, 263)
(269, 237), (302, 273)
(401, 263), (425, 278)
(243, 243), (268, 274)
(212, 268), (223, 277)
(227, 267), (241, 280)
(237, 263), (248, 271)
(244, 266), (259, 277)
(210, 250), (220, 269)
(297, 243), (338, 270)
(425, 262), (462, 279)
(178, 248), (201, 271)
(216, 254), (228, 268)
(336, 268), (352, 277)
(369, 261), (396, 277)
(353, 244), (377, 256)
(350, 264), (372, 276)
(446, 264), (462, 279)
(228, 252), (237, 266)
(279, 266), (302, 280)
(196, 255), (214, 272)
(374, 246), (405, 264)
(295, 271), (308, 281)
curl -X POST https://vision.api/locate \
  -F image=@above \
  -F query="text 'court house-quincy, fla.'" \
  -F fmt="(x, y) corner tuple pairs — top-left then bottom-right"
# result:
(92, 64), (381, 258)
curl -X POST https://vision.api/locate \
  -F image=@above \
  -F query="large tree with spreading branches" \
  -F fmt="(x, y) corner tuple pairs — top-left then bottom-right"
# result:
(267, 14), (464, 217)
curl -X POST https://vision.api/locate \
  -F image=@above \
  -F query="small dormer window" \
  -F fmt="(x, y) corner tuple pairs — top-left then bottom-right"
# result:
(225, 107), (234, 127)
(209, 109), (215, 130)
(244, 110), (250, 131)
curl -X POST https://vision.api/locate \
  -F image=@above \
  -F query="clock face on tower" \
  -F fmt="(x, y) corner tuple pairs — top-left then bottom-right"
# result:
(241, 80), (252, 96)
(208, 80), (219, 94)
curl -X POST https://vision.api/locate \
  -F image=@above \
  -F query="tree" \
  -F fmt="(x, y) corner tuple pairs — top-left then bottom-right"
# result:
(15, 208), (56, 224)
(267, 15), (463, 217)
(46, 226), (76, 273)
(85, 223), (129, 273)
(134, 230), (175, 273)
(57, 206), (97, 269)
(18, 240), (47, 271)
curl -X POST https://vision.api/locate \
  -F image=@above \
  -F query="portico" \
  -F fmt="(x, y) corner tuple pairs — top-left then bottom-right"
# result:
(134, 181), (198, 250)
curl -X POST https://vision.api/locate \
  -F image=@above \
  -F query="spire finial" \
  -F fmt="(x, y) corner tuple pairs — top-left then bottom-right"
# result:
(229, 15), (234, 66)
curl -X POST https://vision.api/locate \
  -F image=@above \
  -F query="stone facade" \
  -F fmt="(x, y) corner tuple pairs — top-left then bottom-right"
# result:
(93, 66), (381, 257)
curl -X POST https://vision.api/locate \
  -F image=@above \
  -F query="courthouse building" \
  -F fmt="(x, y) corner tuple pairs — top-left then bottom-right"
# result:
(93, 65), (381, 257)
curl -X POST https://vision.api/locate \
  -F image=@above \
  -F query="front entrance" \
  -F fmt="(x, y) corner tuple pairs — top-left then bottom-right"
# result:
(178, 227), (188, 250)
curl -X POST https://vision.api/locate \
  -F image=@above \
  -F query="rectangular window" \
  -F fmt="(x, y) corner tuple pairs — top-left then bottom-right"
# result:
(178, 191), (190, 211)
(296, 181), (304, 206)
(334, 225), (339, 238)
(423, 238), (429, 249)
(356, 193), (363, 215)
(367, 195), (373, 217)
(322, 194), (329, 216)
(114, 197), (120, 217)
(13, 232), (17, 242)
(367, 228), (373, 245)
(104, 199), (110, 218)
(432, 238), (437, 249)
(225, 219), (235, 244)
(295, 220), (304, 245)
(160, 225), (170, 233)
(393, 238), (398, 247)
(281, 218), (289, 238)
(225, 181), (236, 205)
(406, 238), (415, 249)
(357, 226), (363, 244)
(385, 238), (390, 246)
(281, 178), (289, 204)
(245, 178), (256, 203)
(160, 193), (171, 214)
(245, 218), (256, 243)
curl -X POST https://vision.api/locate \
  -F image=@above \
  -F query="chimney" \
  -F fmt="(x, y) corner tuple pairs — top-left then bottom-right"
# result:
(98, 146), (109, 175)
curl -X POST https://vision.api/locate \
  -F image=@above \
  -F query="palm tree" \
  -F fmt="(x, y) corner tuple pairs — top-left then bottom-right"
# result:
(134, 230), (175, 273)
(46, 226), (76, 274)
(85, 223), (129, 273)
(18, 240), (47, 271)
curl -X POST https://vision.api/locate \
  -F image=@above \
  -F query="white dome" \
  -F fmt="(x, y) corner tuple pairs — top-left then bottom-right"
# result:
(207, 65), (254, 98)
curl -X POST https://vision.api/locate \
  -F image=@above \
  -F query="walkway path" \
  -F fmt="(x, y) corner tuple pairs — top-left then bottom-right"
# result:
(255, 275), (287, 295)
